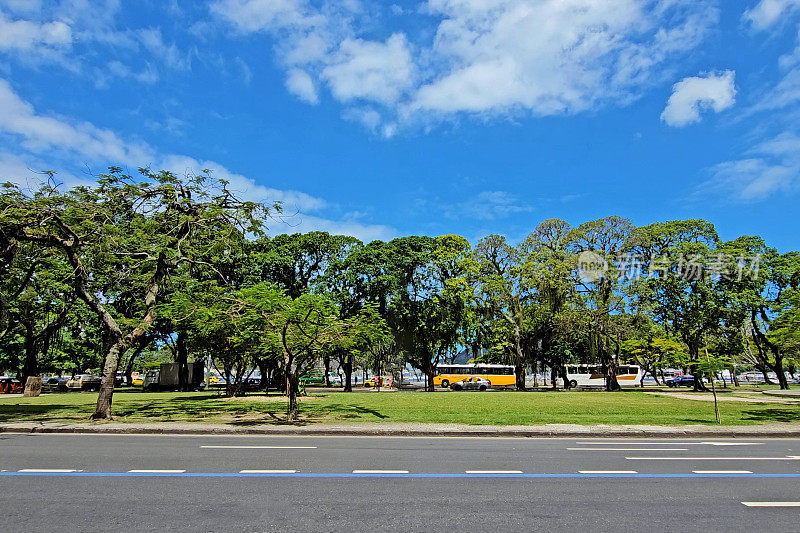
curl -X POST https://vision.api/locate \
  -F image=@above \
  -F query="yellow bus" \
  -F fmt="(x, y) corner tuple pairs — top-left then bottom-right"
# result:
(433, 364), (516, 388)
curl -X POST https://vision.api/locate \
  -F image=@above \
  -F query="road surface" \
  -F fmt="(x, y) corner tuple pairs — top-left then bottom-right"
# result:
(1, 433), (798, 531)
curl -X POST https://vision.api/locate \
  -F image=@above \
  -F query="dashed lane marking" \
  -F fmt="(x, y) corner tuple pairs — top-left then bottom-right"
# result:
(200, 444), (317, 450)
(575, 442), (761, 446)
(18, 469), (80, 473)
(465, 470), (523, 474)
(127, 469), (186, 473)
(239, 469), (297, 474)
(579, 470), (638, 474)
(694, 470), (753, 474)
(742, 502), (800, 507)
(568, 448), (688, 451)
(352, 470), (409, 474)
(626, 456), (800, 461)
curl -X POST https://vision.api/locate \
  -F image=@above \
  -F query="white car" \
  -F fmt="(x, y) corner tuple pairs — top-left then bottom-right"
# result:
(450, 377), (491, 391)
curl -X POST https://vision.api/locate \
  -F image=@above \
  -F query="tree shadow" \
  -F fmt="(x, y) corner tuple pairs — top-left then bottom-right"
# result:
(741, 408), (800, 423)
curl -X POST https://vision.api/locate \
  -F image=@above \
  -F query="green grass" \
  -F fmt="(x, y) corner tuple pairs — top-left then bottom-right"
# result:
(1, 389), (798, 426)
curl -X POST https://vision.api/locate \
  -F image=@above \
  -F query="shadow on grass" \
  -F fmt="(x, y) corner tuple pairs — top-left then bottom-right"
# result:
(741, 408), (800, 423)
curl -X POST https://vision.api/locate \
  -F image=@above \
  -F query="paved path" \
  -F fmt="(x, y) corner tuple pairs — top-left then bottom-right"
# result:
(645, 391), (800, 404)
(1, 433), (799, 531)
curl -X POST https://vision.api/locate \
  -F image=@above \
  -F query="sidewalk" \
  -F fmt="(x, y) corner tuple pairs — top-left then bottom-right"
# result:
(2, 420), (800, 438)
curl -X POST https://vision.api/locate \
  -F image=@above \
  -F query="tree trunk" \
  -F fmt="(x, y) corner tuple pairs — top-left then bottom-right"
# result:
(176, 331), (189, 392)
(323, 355), (331, 387)
(257, 358), (270, 390)
(425, 364), (435, 392)
(92, 337), (125, 419)
(343, 354), (353, 393)
(514, 362), (527, 391)
(286, 370), (299, 421)
(22, 322), (38, 383)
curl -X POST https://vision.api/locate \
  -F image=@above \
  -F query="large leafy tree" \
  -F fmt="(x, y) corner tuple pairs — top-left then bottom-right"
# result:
(631, 220), (732, 391)
(571, 216), (633, 391)
(1, 168), (274, 418)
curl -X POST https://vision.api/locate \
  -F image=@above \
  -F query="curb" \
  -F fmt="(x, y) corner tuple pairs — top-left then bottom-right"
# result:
(3, 423), (800, 438)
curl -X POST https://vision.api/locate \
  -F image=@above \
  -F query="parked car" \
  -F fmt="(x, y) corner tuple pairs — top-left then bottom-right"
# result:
(299, 368), (326, 385)
(43, 375), (70, 391)
(364, 376), (393, 388)
(450, 376), (491, 391)
(66, 374), (102, 391)
(666, 375), (695, 388)
(0, 376), (24, 394)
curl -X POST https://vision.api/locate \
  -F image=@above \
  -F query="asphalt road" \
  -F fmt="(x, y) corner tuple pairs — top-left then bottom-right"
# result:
(1, 433), (799, 532)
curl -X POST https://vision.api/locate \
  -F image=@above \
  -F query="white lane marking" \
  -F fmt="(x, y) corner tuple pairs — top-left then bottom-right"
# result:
(465, 470), (523, 474)
(693, 470), (753, 474)
(18, 468), (79, 473)
(576, 442), (761, 446)
(742, 502), (800, 507)
(626, 456), (800, 461)
(239, 469), (297, 474)
(200, 444), (317, 450)
(568, 448), (688, 451)
(128, 469), (186, 473)
(579, 470), (638, 474)
(352, 470), (409, 474)
(700, 442), (761, 446)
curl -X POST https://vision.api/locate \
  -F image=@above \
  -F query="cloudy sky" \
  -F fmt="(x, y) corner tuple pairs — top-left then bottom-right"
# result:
(0, 0), (798, 249)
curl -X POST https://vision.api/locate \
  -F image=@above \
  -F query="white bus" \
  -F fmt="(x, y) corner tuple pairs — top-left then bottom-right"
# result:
(564, 364), (643, 388)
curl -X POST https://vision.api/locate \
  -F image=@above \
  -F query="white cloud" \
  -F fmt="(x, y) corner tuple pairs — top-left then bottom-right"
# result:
(137, 27), (191, 71)
(0, 10), (72, 54)
(270, 212), (397, 242)
(661, 70), (736, 127)
(285, 68), (319, 103)
(0, 76), (395, 239)
(446, 190), (533, 221)
(409, 0), (716, 116)
(702, 132), (800, 200)
(210, 0), (323, 33)
(0, 77), (153, 164)
(212, 0), (717, 132)
(322, 33), (414, 105)
(744, 0), (800, 30)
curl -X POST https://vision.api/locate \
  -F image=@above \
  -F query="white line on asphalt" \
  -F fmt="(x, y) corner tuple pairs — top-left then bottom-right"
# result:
(18, 469), (79, 473)
(700, 442), (762, 446)
(352, 470), (409, 474)
(465, 470), (523, 474)
(128, 469), (186, 473)
(575, 442), (761, 446)
(693, 470), (753, 474)
(239, 469), (297, 474)
(578, 470), (638, 474)
(742, 502), (800, 507)
(568, 448), (688, 451)
(200, 444), (317, 450)
(626, 457), (800, 461)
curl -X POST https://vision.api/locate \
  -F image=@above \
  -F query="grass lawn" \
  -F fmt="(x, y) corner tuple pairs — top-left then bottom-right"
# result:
(0, 389), (798, 426)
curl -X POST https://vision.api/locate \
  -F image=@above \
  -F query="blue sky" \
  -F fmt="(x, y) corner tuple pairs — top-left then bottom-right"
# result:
(0, 0), (798, 250)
